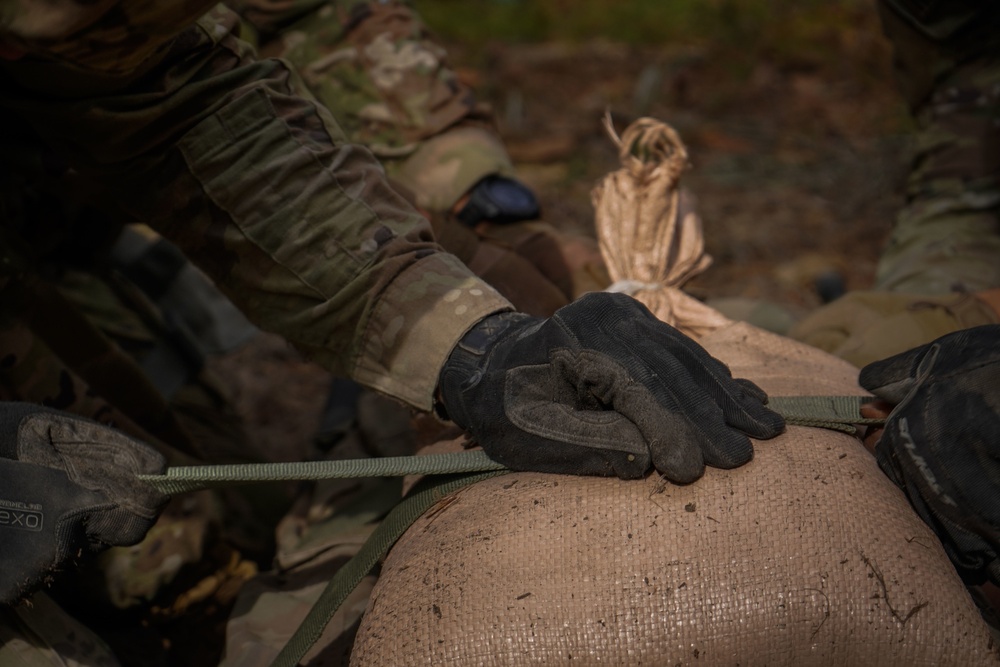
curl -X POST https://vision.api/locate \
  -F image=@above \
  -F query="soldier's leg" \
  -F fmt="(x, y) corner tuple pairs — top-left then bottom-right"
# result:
(875, 0), (1000, 293)
(789, 3), (1000, 364)
(249, 0), (517, 215)
(241, 0), (601, 318)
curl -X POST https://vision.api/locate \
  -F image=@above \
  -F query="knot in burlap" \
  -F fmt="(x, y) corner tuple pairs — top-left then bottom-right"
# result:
(592, 114), (729, 338)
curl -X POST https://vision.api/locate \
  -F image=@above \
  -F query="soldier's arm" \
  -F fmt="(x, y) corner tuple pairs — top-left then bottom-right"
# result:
(0, 2), (786, 484)
(0, 4), (512, 410)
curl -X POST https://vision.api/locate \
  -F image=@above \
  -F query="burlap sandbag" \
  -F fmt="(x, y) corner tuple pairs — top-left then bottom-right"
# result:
(351, 322), (998, 666)
(591, 115), (730, 338)
(352, 116), (997, 664)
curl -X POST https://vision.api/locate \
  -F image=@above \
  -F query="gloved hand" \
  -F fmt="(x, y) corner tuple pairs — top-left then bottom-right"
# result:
(438, 292), (785, 483)
(860, 324), (1000, 585)
(0, 403), (167, 604)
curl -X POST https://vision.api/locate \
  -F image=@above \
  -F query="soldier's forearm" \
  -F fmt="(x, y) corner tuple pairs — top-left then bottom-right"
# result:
(0, 4), (511, 410)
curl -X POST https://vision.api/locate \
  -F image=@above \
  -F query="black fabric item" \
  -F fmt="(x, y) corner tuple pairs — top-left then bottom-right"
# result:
(860, 324), (1000, 585)
(438, 292), (785, 483)
(455, 175), (540, 226)
(0, 403), (167, 604)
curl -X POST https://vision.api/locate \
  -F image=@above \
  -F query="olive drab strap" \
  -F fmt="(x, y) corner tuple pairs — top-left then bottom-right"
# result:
(270, 471), (507, 667)
(138, 450), (509, 495)
(130, 393), (884, 667)
(136, 395), (881, 495)
(767, 395), (883, 433)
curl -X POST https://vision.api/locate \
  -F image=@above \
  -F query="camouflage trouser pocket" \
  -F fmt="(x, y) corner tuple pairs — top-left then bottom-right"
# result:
(259, 0), (487, 155)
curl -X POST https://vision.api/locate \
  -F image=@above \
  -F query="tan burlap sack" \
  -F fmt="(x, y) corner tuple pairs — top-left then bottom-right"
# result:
(351, 116), (997, 664)
(351, 323), (998, 665)
(590, 114), (730, 338)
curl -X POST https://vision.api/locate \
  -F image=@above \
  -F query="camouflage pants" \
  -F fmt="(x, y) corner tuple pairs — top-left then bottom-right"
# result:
(788, 1), (1000, 364)
(232, 0), (614, 308)
(238, 0), (515, 214)
(874, 0), (1000, 294)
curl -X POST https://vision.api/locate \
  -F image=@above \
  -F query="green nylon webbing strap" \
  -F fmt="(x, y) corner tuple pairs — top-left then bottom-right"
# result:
(136, 394), (882, 494)
(263, 394), (883, 667)
(768, 395), (883, 433)
(130, 393), (880, 667)
(138, 450), (509, 494)
(269, 471), (507, 667)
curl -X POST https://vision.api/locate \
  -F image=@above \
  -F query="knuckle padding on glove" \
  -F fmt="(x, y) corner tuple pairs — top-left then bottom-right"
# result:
(558, 298), (771, 468)
(503, 357), (645, 449)
(535, 306), (736, 480)
(16, 413), (166, 520)
(563, 296), (783, 436)
(502, 351), (706, 481)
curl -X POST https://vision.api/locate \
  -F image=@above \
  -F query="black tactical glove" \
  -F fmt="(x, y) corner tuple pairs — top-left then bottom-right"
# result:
(860, 324), (1000, 585)
(0, 403), (167, 604)
(439, 292), (785, 482)
(456, 175), (541, 227)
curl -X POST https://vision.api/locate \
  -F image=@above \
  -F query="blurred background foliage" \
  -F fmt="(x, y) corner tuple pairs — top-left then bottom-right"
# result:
(414, 0), (889, 83)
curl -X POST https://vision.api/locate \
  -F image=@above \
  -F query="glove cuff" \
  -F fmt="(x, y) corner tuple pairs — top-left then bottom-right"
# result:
(437, 311), (535, 428)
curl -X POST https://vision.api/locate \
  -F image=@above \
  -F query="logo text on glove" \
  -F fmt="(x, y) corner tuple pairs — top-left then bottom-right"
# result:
(898, 417), (958, 508)
(0, 498), (43, 532)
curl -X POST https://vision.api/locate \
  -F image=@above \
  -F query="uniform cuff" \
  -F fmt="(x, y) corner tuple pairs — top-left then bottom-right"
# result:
(352, 252), (513, 411)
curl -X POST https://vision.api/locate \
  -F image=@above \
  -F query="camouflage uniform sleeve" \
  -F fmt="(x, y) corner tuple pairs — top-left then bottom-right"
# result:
(0, 3), (513, 411)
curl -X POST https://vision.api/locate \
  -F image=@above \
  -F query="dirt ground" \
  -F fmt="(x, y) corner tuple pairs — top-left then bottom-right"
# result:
(444, 3), (907, 315)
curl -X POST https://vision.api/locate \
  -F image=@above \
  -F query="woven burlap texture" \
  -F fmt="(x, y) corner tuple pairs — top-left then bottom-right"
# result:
(351, 322), (998, 666)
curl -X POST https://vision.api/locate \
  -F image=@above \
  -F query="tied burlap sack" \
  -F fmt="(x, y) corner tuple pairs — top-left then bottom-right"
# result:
(350, 322), (998, 666)
(590, 114), (730, 338)
(351, 116), (997, 665)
